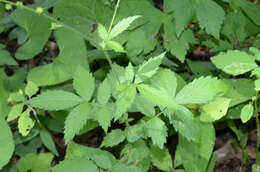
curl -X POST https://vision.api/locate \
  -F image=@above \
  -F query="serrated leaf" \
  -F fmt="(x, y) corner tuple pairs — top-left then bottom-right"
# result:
(97, 78), (111, 105)
(167, 106), (200, 142)
(17, 153), (53, 172)
(25, 81), (39, 97)
(196, 0), (225, 39)
(98, 23), (108, 40)
(211, 50), (257, 76)
(28, 90), (82, 111)
(64, 103), (92, 144)
(135, 53), (165, 83)
(52, 158), (98, 172)
(106, 40), (125, 53)
(175, 76), (229, 104)
(240, 104), (254, 123)
(101, 129), (126, 147)
(109, 15), (140, 40)
(145, 117), (167, 149)
(18, 109), (35, 136)
(7, 103), (23, 122)
(125, 62), (135, 83)
(178, 122), (215, 172)
(40, 128), (59, 156)
(10, 9), (51, 60)
(150, 145), (172, 171)
(93, 154), (112, 169)
(138, 84), (178, 110)
(73, 66), (95, 100)
(132, 94), (155, 117)
(200, 98), (231, 122)
(0, 116), (15, 170)
(95, 107), (113, 133)
(115, 85), (136, 120)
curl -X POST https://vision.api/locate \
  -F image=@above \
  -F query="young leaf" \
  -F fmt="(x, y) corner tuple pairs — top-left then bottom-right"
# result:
(145, 117), (167, 149)
(108, 15), (140, 40)
(64, 103), (92, 144)
(101, 129), (126, 147)
(97, 78), (111, 105)
(0, 116), (15, 170)
(125, 62), (135, 83)
(28, 90), (82, 111)
(25, 81), (39, 97)
(40, 128), (59, 156)
(105, 40), (125, 53)
(138, 84), (178, 110)
(95, 107), (113, 133)
(200, 98), (231, 122)
(240, 104), (254, 123)
(98, 23), (109, 40)
(175, 76), (229, 104)
(18, 109), (35, 136)
(7, 103), (23, 122)
(150, 145), (172, 171)
(211, 50), (257, 76)
(115, 85), (136, 120)
(135, 53), (165, 83)
(73, 65), (95, 101)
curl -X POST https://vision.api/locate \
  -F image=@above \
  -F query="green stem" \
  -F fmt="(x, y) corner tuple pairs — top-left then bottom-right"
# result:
(255, 91), (260, 153)
(108, 0), (121, 33)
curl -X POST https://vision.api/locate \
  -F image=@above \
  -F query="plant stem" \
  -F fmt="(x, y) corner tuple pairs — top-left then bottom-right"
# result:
(108, 0), (121, 33)
(255, 91), (260, 153)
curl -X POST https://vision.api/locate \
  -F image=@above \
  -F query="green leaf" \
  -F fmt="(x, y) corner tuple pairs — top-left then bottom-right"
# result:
(73, 66), (95, 101)
(145, 117), (167, 149)
(240, 104), (254, 123)
(27, 28), (89, 86)
(175, 76), (229, 104)
(135, 53), (165, 83)
(101, 129), (126, 147)
(10, 9), (51, 60)
(64, 103), (92, 144)
(52, 158), (98, 172)
(196, 0), (225, 39)
(250, 47), (260, 61)
(17, 153), (53, 172)
(150, 145), (172, 171)
(28, 90), (82, 111)
(93, 154), (112, 169)
(97, 78), (111, 105)
(125, 62), (135, 83)
(0, 49), (18, 66)
(95, 107), (113, 133)
(40, 128), (59, 156)
(255, 79), (260, 91)
(200, 98), (231, 122)
(0, 116), (15, 170)
(211, 50), (257, 76)
(7, 103), (23, 122)
(115, 85), (136, 120)
(25, 81), (39, 97)
(106, 40), (125, 53)
(98, 23), (108, 40)
(18, 109), (35, 136)
(138, 84), (178, 110)
(167, 106), (200, 142)
(178, 122), (215, 172)
(109, 15), (140, 40)
(132, 94), (155, 117)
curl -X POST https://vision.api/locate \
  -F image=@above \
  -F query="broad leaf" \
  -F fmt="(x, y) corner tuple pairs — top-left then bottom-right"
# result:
(101, 129), (126, 147)
(240, 104), (254, 123)
(18, 109), (35, 136)
(0, 49), (17, 66)
(97, 78), (111, 105)
(28, 90), (82, 111)
(0, 116), (15, 170)
(150, 145), (172, 171)
(40, 128), (59, 156)
(64, 103), (92, 144)
(211, 50), (257, 76)
(7, 103), (23, 122)
(73, 66), (95, 101)
(200, 98), (231, 122)
(25, 81), (38, 98)
(175, 76), (229, 104)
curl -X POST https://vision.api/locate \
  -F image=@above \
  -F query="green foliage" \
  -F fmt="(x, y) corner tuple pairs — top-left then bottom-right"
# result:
(1, 0), (260, 171)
